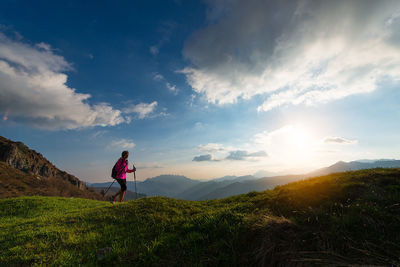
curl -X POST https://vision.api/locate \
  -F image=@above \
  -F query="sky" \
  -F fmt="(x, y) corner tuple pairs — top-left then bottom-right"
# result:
(0, 0), (400, 182)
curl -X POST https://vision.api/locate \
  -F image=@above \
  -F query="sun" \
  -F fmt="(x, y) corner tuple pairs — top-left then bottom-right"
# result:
(290, 127), (312, 150)
(254, 123), (320, 170)
(268, 124), (317, 165)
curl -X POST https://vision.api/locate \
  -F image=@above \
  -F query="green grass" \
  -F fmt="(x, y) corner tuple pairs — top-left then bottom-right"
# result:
(1, 168), (399, 266)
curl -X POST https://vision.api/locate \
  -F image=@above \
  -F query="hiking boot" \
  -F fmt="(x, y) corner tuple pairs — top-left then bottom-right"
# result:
(109, 196), (115, 204)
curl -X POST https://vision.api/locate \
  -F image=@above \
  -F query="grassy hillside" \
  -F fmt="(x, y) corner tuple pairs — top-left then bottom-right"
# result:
(93, 187), (146, 200)
(1, 168), (399, 266)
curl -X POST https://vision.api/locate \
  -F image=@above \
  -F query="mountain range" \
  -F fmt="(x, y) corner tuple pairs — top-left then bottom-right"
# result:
(91, 159), (400, 200)
(2, 135), (399, 201)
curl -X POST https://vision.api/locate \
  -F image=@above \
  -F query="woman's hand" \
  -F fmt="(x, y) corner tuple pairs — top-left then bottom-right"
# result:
(127, 166), (136, 173)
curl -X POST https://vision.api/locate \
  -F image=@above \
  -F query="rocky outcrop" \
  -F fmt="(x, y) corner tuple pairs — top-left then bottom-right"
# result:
(0, 136), (87, 190)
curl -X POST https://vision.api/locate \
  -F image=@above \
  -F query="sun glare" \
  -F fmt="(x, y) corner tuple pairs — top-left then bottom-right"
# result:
(292, 129), (309, 148)
(265, 124), (317, 167)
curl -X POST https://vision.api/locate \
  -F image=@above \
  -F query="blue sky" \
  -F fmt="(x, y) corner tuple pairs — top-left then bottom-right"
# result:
(1, 0), (400, 182)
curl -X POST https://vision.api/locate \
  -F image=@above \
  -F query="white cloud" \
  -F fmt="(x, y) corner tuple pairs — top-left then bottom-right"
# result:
(153, 73), (164, 81)
(195, 143), (267, 162)
(150, 45), (159, 56)
(109, 139), (136, 150)
(123, 101), (158, 119)
(198, 143), (228, 152)
(182, 0), (400, 110)
(0, 33), (126, 130)
(152, 72), (179, 94)
(35, 42), (51, 51)
(254, 125), (295, 146)
(166, 82), (178, 93)
(323, 136), (358, 145)
(92, 130), (108, 139)
(187, 94), (196, 107)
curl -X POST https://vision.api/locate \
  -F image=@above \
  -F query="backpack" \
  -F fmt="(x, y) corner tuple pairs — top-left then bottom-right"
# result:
(111, 159), (127, 179)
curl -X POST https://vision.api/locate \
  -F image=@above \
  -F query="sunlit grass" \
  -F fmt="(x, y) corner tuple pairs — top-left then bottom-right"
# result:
(0, 168), (399, 266)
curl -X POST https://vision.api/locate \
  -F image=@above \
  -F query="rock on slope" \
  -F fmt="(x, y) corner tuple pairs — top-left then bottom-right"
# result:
(0, 136), (104, 200)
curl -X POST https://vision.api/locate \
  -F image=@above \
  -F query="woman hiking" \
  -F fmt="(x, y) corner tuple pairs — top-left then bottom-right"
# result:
(110, 150), (136, 204)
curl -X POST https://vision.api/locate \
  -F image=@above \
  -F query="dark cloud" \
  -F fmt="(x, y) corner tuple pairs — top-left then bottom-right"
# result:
(226, 150), (268, 161)
(193, 150), (267, 162)
(192, 154), (215, 162)
(181, 0), (400, 109)
(184, 0), (298, 73)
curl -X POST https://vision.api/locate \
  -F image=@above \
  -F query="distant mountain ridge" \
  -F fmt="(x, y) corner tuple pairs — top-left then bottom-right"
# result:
(354, 159), (396, 163)
(92, 159), (400, 200)
(209, 175), (258, 183)
(202, 159), (400, 200)
(0, 136), (103, 200)
(128, 174), (201, 197)
(91, 175), (201, 197)
(310, 159), (400, 176)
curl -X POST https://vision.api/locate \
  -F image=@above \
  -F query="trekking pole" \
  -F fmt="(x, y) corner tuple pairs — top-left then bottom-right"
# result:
(104, 180), (116, 196)
(134, 170), (138, 200)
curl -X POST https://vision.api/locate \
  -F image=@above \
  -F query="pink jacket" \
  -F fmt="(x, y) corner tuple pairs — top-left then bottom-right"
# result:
(114, 158), (134, 179)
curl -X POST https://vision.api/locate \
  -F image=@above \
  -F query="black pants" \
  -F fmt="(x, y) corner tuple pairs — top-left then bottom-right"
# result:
(116, 179), (127, 192)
